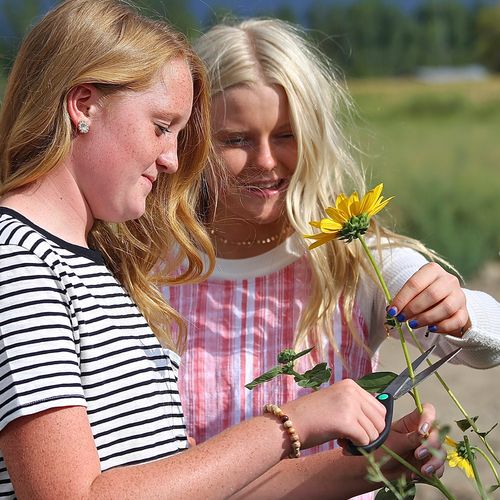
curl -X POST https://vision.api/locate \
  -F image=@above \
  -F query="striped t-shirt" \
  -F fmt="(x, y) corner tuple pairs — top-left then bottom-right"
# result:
(0, 208), (187, 499)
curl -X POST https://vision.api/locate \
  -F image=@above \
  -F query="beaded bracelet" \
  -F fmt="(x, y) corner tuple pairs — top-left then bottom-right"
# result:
(263, 403), (301, 459)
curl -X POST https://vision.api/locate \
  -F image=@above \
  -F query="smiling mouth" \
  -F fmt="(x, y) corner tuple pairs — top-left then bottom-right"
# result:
(240, 179), (289, 192)
(143, 174), (156, 184)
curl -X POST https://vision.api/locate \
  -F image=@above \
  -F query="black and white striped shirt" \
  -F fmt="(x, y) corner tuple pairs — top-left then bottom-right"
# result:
(0, 208), (187, 499)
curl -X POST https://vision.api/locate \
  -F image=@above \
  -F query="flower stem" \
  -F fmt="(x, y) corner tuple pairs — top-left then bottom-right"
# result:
(380, 445), (456, 500)
(409, 329), (500, 466)
(465, 435), (488, 499)
(396, 324), (423, 413)
(358, 236), (391, 303)
(472, 446), (500, 486)
(358, 236), (422, 413)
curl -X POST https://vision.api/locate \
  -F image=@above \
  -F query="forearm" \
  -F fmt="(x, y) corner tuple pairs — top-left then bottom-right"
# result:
(89, 415), (289, 500)
(4, 409), (289, 500)
(230, 448), (378, 500)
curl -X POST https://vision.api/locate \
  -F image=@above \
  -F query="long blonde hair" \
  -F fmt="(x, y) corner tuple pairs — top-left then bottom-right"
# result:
(195, 18), (437, 354)
(0, 0), (215, 352)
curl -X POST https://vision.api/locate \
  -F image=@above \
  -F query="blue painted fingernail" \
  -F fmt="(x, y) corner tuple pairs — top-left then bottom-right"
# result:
(417, 448), (430, 459)
(428, 325), (438, 332)
(424, 465), (435, 474)
(396, 313), (406, 322)
(387, 307), (397, 317)
(408, 319), (419, 329)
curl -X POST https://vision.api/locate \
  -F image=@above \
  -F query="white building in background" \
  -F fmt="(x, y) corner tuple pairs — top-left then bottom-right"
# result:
(416, 64), (489, 83)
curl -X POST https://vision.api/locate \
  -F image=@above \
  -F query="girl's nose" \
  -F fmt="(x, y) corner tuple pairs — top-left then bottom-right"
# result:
(156, 147), (178, 174)
(253, 140), (277, 171)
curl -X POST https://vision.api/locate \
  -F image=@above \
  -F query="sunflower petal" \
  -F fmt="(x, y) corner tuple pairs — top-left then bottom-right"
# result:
(366, 196), (394, 217)
(337, 195), (353, 219)
(325, 207), (349, 224)
(304, 232), (337, 249)
(445, 436), (458, 447)
(320, 218), (343, 232)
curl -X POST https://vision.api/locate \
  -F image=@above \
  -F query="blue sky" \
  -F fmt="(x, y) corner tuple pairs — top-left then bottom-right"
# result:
(189, 0), (425, 21)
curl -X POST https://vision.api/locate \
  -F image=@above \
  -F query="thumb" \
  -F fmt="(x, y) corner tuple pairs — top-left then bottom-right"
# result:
(392, 403), (435, 437)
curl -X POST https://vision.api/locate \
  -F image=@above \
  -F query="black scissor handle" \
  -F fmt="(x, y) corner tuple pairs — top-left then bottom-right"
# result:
(345, 393), (394, 455)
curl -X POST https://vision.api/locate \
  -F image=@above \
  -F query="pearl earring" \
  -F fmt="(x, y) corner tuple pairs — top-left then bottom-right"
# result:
(77, 120), (90, 134)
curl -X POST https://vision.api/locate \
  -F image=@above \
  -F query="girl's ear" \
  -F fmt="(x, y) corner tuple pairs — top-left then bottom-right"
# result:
(66, 84), (101, 132)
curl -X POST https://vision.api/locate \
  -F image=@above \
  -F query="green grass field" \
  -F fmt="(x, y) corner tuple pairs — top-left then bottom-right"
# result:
(348, 77), (500, 279)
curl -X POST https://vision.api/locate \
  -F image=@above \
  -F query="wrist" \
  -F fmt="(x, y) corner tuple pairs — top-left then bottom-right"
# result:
(263, 404), (301, 459)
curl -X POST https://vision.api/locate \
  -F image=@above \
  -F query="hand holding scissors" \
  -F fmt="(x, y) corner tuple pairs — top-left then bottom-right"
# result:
(346, 345), (461, 455)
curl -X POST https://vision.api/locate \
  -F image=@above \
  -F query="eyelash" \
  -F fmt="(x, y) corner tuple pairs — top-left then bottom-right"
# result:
(222, 133), (294, 147)
(223, 136), (248, 147)
(155, 124), (171, 136)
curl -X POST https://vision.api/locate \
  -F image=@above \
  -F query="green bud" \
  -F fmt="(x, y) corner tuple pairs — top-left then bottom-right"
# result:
(339, 214), (370, 243)
(278, 349), (297, 363)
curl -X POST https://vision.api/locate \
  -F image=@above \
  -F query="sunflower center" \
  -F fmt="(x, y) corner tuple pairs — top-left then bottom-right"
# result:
(339, 213), (370, 242)
(456, 440), (475, 460)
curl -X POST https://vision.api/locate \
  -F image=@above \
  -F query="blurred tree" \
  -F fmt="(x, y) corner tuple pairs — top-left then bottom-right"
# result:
(306, 1), (352, 73)
(202, 5), (235, 32)
(306, 0), (418, 76)
(415, 0), (473, 67)
(349, 0), (418, 76)
(0, 0), (46, 69)
(259, 5), (297, 24)
(476, 4), (500, 72)
(133, 0), (199, 38)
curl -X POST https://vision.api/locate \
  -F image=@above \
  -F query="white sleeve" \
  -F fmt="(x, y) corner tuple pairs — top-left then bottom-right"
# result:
(360, 245), (500, 369)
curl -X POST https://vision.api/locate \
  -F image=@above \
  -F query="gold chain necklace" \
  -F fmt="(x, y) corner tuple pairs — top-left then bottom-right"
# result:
(209, 225), (290, 246)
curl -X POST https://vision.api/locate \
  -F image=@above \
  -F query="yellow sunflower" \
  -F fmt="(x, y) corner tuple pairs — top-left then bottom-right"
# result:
(305, 183), (394, 249)
(445, 436), (475, 479)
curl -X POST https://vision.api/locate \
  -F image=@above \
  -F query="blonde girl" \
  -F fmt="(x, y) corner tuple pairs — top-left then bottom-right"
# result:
(164, 18), (499, 498)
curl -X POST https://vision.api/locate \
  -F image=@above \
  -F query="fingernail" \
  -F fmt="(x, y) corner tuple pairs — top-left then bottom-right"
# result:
(417, 448), (430, 459)
(396, 313), (406, 322)
(419, 422), (430, 435)
(408, 319), (419, 329)
(387, 306), (397, 317)
(428, 325), (438, 332)
(424, 465), (435, 474)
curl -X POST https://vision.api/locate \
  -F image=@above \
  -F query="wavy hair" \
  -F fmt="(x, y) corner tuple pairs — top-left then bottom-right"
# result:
(195, 18), (439, 356)
(0, 0), (215, 352)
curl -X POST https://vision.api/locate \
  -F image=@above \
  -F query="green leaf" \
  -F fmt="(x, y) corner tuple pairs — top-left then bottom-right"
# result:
(245, 366), (283, 390)
(455, 416), (479, 432)
(295, 363), (331, 389)
(478, 422), (498, 438)
(438, 425), (451, 442)
(357, 372), (398, 394)
(401, 484), (416, 500)
(488, 484), (500, 493)
(375, 487), (399, 500)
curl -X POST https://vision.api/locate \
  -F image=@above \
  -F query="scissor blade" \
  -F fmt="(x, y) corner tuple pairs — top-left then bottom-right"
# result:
(383, 345), (436, 397)
(394, 347), (462, 399)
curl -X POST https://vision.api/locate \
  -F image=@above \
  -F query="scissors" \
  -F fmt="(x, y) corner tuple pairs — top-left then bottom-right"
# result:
(346, 345), (461, 455)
